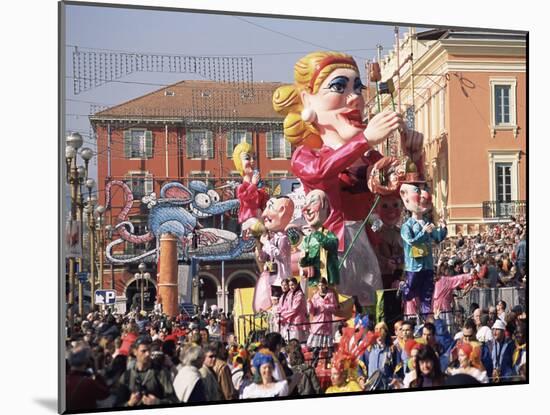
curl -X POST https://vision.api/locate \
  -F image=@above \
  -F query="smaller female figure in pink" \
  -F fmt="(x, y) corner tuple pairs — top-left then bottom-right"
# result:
(307, 277), (338, 365)
(279, 277), (308, 342)
(232, 141), (269, 224)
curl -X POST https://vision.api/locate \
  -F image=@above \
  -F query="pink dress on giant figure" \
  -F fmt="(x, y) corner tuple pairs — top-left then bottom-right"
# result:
(232, 142), (269, 224)
(253, 197), (294, 313)
(273, 52), (423, 306)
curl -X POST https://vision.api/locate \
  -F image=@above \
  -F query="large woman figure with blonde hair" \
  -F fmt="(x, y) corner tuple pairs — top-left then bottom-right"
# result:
(273, 51), (422, 306)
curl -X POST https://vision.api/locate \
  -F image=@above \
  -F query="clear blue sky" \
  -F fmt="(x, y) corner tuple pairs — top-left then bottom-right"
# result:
(64, 3), (429, 179)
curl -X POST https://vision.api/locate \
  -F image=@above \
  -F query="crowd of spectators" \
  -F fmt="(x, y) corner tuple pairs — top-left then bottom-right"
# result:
(65, 297), (527, 410)
(65, 216), (527, 410)
(437, 215), (526, 289)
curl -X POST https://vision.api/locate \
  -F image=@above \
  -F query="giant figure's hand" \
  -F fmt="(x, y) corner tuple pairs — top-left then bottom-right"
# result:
(364, 111), (403, 146)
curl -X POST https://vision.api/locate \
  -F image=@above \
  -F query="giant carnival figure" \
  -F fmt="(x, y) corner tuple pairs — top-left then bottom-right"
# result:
(253, 196), (295, 312)
(272, 51), (423, 306)
(104, 180), (254, 264)
(399, 161), (447, 318)
(374, 193), (404, 289)
(232, 141), (269, 225)
(299, 189), (339, 290)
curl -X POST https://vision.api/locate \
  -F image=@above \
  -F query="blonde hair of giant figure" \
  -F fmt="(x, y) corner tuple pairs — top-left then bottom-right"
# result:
(272, 51), (358, 149)
(232, 141), (254, 176)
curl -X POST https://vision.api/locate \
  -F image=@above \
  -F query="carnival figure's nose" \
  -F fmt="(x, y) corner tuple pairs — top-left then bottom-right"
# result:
(346, 91), (361, 106)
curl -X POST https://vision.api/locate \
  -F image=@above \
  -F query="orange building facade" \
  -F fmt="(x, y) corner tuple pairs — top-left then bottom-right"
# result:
(90, 81), (291, 313)
(378, 29), (527, 235)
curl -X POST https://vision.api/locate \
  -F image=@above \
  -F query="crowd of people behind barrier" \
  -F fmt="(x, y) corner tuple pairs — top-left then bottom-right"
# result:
(65, 216), (527, 410)
(65, 295), (527, 410)
(437, 215), (526, 289)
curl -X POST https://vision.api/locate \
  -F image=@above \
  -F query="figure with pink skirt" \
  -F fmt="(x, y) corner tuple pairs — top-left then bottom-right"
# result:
(279, 277), (308, 342)
(307, 277), (338, 366)
(253, 197), (294, 313)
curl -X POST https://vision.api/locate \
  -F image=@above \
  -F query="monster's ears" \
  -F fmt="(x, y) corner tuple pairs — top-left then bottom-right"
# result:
(160, 182), (193, 203)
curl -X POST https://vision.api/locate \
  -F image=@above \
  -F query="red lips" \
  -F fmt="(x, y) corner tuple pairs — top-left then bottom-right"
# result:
(341, 110), (366, 128)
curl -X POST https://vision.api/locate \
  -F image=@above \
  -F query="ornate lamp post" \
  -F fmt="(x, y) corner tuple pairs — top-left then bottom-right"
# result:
(65, 133), (83, 331)
(104, 224), (115, 290)
(95, 204), (106, 292)
(85, 178), (97, 311)
(135, 262), (148, 311)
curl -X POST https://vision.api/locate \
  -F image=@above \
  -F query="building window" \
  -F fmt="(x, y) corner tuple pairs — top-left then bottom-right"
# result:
(488, 151), (521, 217)
(494, 86), (511, 125)
(124, 129), (153, 159)
(266, 131), (290, 159)
(226, 130), (252, 158)
(495, 162), (512, 203)
(125, 172), (153, 199)
(490, 78), (518, 137)
(186, 130), (213, 159)
(125, 223), (149, 254)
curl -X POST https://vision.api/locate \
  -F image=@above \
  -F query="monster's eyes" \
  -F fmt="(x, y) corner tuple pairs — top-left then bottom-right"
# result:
(195, 193), (211, 209)
(207, 190), (220, 203)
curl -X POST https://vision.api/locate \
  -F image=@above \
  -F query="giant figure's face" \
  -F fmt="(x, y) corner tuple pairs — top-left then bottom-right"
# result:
(262, 197), (294, 232)
(399, 183), (432, 215)
(302, 189), (329, 228)
(240, 151), (255, 176)
(376, 194), (402, 226)
(302, 68), (366, 145)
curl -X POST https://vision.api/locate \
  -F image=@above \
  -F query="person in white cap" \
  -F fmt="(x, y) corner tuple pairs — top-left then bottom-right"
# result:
(476, 313), (494, 344)
(489, 319), (515, 382)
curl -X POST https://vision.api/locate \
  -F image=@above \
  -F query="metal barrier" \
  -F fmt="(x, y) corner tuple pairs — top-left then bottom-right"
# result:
(402, 311), (465, 337)
(236, 313), (269, 345)
(283, 318), (347, 343)
(236, 286), (526, 344)
(454, 286), (526, 311)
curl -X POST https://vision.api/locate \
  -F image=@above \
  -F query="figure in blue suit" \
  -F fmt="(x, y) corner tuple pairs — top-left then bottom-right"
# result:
(399, 166), (447, 317)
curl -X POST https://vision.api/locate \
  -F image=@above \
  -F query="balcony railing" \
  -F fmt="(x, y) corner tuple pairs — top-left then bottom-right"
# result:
(482, 200), (526, 219)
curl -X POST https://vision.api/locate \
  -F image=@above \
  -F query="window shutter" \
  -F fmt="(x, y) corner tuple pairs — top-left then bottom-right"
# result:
(284, 134), (291, 158)
(124, 130), (131, 158)
(207, 130), (214, 159)
(145, 130), (153, 158)
(145, 174), (153, 194)
(186, 131), (193, 158)
(266, 131), (273, 159)
(226, 131), (233, 158)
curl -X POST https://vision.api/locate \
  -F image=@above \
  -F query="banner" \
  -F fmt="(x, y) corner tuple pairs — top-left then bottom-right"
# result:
(65, 219), (82, 258)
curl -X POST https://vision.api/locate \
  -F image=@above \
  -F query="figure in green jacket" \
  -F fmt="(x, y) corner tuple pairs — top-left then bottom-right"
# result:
(299, 189), (340, 287)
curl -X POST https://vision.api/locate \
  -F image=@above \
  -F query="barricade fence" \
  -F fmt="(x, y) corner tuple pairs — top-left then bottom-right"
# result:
(236, 287), (525, 345)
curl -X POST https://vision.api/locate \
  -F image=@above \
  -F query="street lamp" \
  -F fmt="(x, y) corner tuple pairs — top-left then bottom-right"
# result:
(80, 147), (94, 175)
(65, 132), (86, 332)
(95, 205), (106, 292)
(105, 225), (115, 289)
(67, 132), (83, 150)
(136, 262), (147, 311)
(76, 167), (87, 318)
(85, 180), (97, 311)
